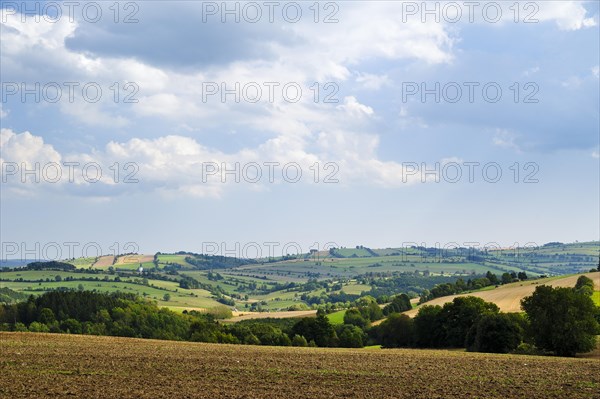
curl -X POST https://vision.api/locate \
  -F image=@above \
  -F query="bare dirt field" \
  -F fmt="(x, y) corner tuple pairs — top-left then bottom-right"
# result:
(405, 272), (600, 317)
(91, 256), (115, 268)
(0, 333), (598, 399)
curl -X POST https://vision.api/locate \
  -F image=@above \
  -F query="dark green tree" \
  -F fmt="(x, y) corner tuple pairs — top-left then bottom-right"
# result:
(501, 273), (513, 284)
(291, 334), (308, 347)
(485, 271), (499, 285)
(413, 305), (445, 348)
(439, 296), (499, 348)
(343, 308), (368, 329)
(358, 302), (383, 322)
(61, 318), (82, 334)
(377, 313), (414, 348)
(337, 324), (365, 348)
(521, 285), (600, 356)
(39, 308), (56, 324)
(468, 313), (524, 353)
(382, 294), (412, 315)
(574, 275), (594, 296)
(291, 311), (338, 347)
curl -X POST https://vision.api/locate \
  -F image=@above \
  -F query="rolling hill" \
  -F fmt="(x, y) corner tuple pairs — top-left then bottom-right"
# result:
(1, 241), (598, 317)
(404, 272), (600, 316)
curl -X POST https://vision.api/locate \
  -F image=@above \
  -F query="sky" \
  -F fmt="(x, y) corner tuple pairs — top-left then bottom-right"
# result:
(0, 0), (599, 260)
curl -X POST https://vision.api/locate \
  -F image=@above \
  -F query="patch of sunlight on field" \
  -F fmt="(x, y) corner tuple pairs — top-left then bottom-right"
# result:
(592, 291), (600, 306)
(327, 310), (346, 325)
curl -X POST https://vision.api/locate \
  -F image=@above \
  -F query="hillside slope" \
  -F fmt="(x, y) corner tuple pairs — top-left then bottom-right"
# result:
(405, 272), (600, 316)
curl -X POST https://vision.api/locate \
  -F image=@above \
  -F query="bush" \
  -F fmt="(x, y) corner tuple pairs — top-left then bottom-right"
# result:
(205, 305), (233, 319)
(28, 321), (50, 333)
(244, 334), (261, 346)
(291, 334), (308, 347)
(512, 342), (542, 356)
(574, 275), (594, 296)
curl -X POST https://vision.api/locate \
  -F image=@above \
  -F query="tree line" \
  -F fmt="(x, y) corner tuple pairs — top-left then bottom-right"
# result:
(373, 275), (599, 356)
(1, 275), (597, 356)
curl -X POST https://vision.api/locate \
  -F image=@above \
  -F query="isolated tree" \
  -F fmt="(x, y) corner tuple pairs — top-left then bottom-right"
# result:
(517, 272), (528, 281)
(574, 275), (594, 296)
(163, 293), (171, 302)
(521, 285), (599, 356)
(501, 273), (513, 285)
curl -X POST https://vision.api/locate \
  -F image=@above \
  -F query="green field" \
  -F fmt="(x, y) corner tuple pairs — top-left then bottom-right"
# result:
(2, 242), (598, 316)
(327, 310), (346, 325)
(593, 291), (600, 306)
(0, 270), (103, 281)
(157, 254), (193, 267)
(233, 258), (498, 281)
(339, 283), (374, 295)
(67, 257), (98, 268)
(0, 279), (222, 310)
(333, 247), (375, 257)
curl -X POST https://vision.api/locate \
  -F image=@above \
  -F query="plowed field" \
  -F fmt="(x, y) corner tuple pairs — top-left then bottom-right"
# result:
(1, 333), (598, 399)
